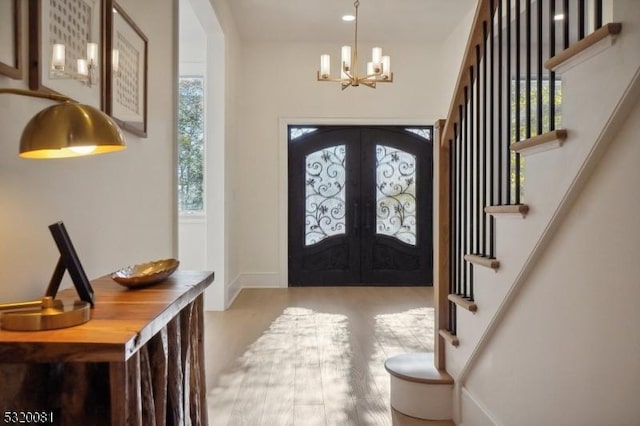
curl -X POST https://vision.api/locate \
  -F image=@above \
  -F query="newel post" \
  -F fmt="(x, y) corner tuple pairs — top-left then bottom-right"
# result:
(434, 119), (450, 370)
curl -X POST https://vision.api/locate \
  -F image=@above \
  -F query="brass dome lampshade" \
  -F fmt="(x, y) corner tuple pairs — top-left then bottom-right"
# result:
(0, 88), (126, 158)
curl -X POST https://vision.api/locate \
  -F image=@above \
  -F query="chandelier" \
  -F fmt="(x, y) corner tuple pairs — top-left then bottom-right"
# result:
(317, 0), (393, 90)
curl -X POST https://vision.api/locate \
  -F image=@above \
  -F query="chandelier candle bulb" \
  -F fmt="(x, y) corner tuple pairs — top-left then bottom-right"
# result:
(52, 44), (65, 71)
(341, 45), (352, 72)
(372, 47), (382, 72)
(320, 54), (331, 78)
(77, 59), (88, 76)
(112, 49), (120, 73)
(367, 62), (374, 77)
(382, 56), (391, 78)
(87, 43), (99, 66)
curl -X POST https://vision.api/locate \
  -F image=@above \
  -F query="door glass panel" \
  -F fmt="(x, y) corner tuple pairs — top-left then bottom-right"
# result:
(376, 145), (417, 246)
(290, 127), (317, 140)
(305, 145), (346, 246)
(405, 127), (431, 140)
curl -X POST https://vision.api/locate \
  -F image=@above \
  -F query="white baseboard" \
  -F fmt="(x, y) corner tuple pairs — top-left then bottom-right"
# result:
(224, 272), (284, 308)
(238, 272), (283, 288)
(225, 274), (243, 308)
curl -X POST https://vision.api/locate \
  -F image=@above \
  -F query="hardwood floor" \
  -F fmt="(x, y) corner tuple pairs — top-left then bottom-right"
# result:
(204, 287), (453, 426)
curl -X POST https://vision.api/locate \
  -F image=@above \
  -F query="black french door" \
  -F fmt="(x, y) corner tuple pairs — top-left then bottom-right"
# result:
(288, 126), (433, 286)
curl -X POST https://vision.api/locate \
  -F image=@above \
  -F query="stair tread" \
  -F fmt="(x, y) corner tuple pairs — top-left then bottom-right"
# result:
(439, 329), (460, 347)
(545, 23), (622, 71)
(511, 129), (567, 155)
(448, 294), (478, 312)
(464, 254), (500, 270)
(485, 204), (529, 217)
(385, 352), (453, 384)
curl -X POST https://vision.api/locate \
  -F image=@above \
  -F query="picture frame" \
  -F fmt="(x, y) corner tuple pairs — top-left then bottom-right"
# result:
(105, 1), (148, 137)
(28, 0), (103, 108)
(0, 0), (22, 79)
(46, 222), (94, 307)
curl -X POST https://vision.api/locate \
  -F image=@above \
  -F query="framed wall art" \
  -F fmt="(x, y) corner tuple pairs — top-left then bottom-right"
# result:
(0, 0), (22, 79)
(105, 1), (148, 137)
(28, 0), (103, 108)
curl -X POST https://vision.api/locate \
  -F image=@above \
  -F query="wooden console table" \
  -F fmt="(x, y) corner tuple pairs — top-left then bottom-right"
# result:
(0, 270), (214, 426)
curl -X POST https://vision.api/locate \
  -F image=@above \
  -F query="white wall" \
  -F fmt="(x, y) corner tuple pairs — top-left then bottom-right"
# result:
(209, 0), (242, 305)
(441, 3), (476, 113)
(233, 40), (452, 288)
(0, 0), (177, 302)
(179, 0), (230, 310)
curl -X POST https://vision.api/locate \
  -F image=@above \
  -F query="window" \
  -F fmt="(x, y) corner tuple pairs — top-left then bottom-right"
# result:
(178, 77), (205, 212)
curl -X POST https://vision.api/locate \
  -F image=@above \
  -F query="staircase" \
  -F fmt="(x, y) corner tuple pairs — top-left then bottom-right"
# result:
(388, 0), (640, 423)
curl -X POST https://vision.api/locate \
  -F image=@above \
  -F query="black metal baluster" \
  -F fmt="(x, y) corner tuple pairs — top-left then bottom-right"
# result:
(502, 0), (509, 206)
(469, 65), (475, 261)
(578, 0), (586, 39)
(458, 104), (465, 297)
(517, 0), (529, 205)
(550, 0), (557, 131)
(475, 43), (482, 256)
(482, 21), (488, 256)
(467, 77), (474, 300)
(490, 0), (497, 258)
(537, 0), (543, 136)
(595, 0), (603, 29)
(563, 0), (570, 49)
(463, 88), (468, 298)
(512, 0), (521, 205)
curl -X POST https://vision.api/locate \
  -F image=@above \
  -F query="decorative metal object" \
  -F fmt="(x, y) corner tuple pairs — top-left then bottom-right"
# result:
(111, 258), (180, 288)
(0, 222), (95, 331)
(317, 0), (393, 89)
(0, 297), (90, 331)
(305, 145), (347, 246)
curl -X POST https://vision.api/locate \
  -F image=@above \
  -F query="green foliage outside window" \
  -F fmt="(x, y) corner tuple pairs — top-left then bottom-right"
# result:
(510, 79), (563, 199)
(178, 77), (205, 212)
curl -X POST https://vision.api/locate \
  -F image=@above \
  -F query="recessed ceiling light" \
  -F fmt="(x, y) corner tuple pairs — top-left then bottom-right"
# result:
(554, 13), (565, 21)
(342, 15), (355, 22)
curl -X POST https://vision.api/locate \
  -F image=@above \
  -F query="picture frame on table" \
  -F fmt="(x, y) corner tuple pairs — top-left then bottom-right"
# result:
(28, 0), (103, 108)
(0, 0), (22, 79)
(105, 1), (148, 137)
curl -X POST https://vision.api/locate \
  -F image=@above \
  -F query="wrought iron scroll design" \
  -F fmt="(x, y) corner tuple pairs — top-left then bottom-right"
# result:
(305, 145), (347, 246)
(376, 145), (417, 246)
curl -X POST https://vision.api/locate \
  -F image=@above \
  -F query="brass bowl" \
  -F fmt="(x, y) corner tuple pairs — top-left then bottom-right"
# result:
(111, 258), (180, 288)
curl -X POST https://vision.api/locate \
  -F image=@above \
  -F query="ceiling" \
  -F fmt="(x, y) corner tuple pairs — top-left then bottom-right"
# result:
(225, 0), (478, 43)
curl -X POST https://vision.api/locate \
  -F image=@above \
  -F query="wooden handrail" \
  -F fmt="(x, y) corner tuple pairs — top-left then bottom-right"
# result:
(440, 0), (493, 148)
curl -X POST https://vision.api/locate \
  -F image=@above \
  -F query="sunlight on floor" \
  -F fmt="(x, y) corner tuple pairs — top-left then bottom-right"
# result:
(207, 303), (435, 425)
